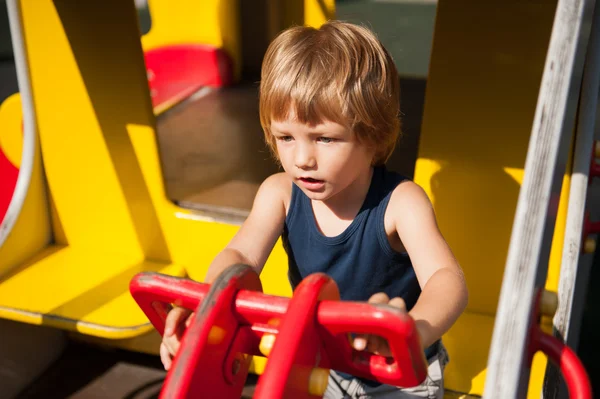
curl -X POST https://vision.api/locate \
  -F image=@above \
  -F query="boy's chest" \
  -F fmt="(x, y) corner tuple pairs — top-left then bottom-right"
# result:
(311, 209), (353, 237)
(310, 204), (407, 253)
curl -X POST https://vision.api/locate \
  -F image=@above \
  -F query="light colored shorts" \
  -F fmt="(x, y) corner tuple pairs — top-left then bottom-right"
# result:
(324, 343), (449, 399)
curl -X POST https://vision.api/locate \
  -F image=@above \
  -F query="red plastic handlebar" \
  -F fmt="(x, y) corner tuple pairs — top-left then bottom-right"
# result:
(530, 327), (592, 399)
(130, 268), (428, 397)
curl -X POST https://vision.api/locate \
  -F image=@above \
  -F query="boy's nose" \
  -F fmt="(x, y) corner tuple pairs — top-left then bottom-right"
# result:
(294, 146), (316, 169)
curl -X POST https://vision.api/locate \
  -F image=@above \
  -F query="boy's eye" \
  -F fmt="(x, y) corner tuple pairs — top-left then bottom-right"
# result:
(317, 137), (335, 143)
(277, 136), (293, 142)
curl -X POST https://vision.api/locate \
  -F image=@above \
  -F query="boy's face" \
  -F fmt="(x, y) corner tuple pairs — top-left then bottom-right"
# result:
(270, 113), (374, 203)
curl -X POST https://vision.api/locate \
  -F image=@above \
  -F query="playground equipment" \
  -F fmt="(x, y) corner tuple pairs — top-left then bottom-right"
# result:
(130, 265), (590, 398)
(0, 0), (597, 397)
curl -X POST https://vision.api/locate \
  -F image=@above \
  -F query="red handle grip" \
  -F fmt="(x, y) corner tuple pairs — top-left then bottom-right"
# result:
(130, 273), (210, 335)
(531, 327), (592, 399)
(130, 272), (427, 387)
(316, 302), (424, 384)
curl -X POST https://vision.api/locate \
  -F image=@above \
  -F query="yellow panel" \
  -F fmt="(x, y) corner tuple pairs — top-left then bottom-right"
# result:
(415, 0), (557, 315)
(281, 0), (335, 29)
(142, 0), (241, 78)
(527, 353), (549, 399)
(415, 1), (558, 396)
(305, 0), (335, 27)
(22, 0), (151, 258)
(442, 312), (493, 395)
(545, 140), (574, 293)
(0, 94), (22, 167)
(0, 94), (52, 277)
(0, 244), (186, 338)
(5, 0), (291, 340)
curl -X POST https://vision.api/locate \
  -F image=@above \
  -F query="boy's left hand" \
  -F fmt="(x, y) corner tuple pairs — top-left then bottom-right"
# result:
(352, 293), (407, 357)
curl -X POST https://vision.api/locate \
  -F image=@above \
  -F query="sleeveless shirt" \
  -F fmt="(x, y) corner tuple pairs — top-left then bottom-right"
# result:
(281, 165), (440, 384)
(283, 165), (421, 306)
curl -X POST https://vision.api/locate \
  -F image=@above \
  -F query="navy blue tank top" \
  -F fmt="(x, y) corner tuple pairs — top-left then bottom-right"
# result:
(283, 165), (421, 307)
(282, 166), (440, 384)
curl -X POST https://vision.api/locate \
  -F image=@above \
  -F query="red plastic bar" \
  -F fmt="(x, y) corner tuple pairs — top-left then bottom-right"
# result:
(530, 326), (592, 399)
(144, 45), (233, 110)
(130, 273), (210, 336)
(130, 271), (428, 393)
(159, 265), (262, 399)
(527, 289), (592, 399)
(254, 274), (339, 398)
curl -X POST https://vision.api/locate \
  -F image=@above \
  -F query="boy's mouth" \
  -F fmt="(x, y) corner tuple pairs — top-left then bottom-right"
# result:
(299, 177), (323, 183)
(298, 177), (325, 190)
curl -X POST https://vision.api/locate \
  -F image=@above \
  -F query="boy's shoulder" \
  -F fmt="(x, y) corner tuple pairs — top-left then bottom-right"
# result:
(386, 179), (434, 223)
(258, 172), (293, 209)
(261, 172), (293, 191)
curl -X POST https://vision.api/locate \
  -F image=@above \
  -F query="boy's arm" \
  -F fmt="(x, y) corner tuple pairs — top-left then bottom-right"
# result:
(160, 173), (290, 370)
(391, 181), (468, 349)
(203, 173), (290, 283)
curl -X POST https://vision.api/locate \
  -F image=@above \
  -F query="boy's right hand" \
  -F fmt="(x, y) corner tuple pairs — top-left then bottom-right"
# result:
(160, 306), (194, 370)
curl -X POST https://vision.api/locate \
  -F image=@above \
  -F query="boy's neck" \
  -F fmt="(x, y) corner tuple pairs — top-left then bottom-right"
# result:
(316, 166), (374, 216)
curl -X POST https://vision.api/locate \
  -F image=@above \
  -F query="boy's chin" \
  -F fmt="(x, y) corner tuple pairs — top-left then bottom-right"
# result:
(299, 187), (330, 201)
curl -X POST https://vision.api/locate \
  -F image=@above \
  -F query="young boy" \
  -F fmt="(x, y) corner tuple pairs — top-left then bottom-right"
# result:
(160, 20), (468, 399)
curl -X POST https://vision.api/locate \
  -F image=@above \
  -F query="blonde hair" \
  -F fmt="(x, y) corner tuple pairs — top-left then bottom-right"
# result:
(259, 20), (401, 165)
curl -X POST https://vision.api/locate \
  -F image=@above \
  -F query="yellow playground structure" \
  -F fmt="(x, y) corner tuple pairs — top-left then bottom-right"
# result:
(0, 0), (598, 397)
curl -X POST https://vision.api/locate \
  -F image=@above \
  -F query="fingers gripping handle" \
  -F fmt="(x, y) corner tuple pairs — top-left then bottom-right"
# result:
(318, 302), (427, 386)
(129, 272), (210, 335)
